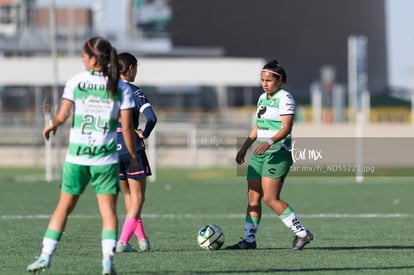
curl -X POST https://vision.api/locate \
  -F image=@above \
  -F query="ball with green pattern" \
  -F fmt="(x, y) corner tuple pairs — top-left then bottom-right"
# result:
(197, 224), (225, 250)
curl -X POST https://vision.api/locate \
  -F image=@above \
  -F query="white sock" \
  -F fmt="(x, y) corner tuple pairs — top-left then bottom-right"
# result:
(279, 207), (307, 237)
(102, 239), (116, 261)
(41, 238), (58, 256)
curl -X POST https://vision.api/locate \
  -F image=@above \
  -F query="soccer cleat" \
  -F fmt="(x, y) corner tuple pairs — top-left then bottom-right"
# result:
(291, 230), (313, 251)
(225, 238), (257, 250)
(115, 241), (136, 253)
(27, 255), (51, 274)
(138, 239), (150, 252)
(102, 259), (117, 275)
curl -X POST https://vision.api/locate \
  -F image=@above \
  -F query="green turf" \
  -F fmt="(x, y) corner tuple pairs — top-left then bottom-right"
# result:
(1, 167), (414, 274)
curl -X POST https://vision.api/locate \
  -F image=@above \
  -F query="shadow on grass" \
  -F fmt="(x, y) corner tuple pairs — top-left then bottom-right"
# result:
(118, 246), (414, 274)
(131, 264), (414, 274)
(311, 245), (414, 250)
(247, 245), (414, 251)
(142, 245), (414, 253)
(189, 265), (414, 273)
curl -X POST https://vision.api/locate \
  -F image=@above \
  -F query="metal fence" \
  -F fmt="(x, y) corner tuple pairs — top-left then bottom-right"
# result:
(1, 106), (412, 171)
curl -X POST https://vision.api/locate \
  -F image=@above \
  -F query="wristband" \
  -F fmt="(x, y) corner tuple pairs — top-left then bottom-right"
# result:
(265, 138), (274, 145)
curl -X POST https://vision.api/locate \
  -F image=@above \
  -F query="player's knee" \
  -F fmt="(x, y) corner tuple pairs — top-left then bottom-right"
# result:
(262, 195), (279, 206)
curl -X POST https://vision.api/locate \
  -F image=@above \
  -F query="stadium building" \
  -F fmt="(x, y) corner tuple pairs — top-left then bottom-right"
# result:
(169, 0), (388, 101)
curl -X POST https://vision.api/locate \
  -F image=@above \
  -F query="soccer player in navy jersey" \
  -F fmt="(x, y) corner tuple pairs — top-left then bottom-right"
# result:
(115, 52), (157, 253)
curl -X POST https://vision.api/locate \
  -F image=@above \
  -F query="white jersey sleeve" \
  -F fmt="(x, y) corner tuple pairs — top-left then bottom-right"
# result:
(62, 72), (88, 102)
(279, 91), (296, 115)
(118, 80), (135, 110)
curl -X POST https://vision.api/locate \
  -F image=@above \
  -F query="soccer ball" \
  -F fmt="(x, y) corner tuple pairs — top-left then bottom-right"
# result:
(197, 224), (225, 250)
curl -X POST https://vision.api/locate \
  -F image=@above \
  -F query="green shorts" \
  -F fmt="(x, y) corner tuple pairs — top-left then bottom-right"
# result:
(61, 162), (120, 195)
(247, 149), (293, 179)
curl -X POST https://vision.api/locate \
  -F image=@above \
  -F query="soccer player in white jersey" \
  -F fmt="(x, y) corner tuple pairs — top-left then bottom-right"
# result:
(27, 37), (138, 275)
(226, 59), (313, 251)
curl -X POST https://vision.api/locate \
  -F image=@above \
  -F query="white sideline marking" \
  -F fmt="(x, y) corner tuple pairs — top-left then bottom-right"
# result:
(1, 213), (414, 220)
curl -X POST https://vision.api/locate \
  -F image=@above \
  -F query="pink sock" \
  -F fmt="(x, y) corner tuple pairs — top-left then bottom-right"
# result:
(119, 217), (138, 244)
(135, 218), (147, 241)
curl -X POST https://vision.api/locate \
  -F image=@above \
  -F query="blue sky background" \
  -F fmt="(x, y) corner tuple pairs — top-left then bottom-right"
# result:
(385, 0), (414, 89)
(36, 0), (414, 90)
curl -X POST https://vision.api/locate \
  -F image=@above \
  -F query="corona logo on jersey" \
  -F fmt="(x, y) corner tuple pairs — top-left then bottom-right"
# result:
(77, 81), (107, 92)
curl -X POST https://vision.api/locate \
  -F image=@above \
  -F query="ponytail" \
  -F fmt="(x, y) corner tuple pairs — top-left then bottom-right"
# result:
(106, 47), (120, 97)
(84, 37), (120, 97)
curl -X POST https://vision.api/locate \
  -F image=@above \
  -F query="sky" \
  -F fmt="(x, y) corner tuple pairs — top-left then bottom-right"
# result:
(36, 0), (414, 90)
(385, 0), (414, 89)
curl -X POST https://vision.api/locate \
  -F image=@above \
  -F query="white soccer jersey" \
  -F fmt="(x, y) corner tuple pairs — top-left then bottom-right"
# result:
(62, 71), (135, 166)
(255, 89), (295, 151)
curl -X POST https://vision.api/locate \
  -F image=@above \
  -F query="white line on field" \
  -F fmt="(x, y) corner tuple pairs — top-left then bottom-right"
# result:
(1, 213), (414, 220)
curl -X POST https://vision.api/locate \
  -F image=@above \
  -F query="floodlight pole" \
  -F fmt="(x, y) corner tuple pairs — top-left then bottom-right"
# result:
(45, 113), (52, 182)
(49, 0), (61, 180)
(148, 129), (156, 183)
(348, 35), (368, 183)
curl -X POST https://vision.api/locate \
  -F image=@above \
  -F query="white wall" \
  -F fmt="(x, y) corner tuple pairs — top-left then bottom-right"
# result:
(0, 57), (265, 86)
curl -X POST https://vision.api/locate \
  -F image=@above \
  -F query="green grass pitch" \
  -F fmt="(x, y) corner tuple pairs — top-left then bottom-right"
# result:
(1, 167), (414, 274)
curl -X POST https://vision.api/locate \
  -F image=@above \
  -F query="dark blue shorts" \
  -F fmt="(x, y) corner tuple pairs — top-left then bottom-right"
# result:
(119, 150), (152, 180)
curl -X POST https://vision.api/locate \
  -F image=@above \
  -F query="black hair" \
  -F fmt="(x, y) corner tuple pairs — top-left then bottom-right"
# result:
(83, 37), (120, 97)
(262, 59), (287, 84)
(118, 52), (138, 75)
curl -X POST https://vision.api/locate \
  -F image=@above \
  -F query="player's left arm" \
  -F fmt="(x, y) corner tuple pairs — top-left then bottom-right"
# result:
(252, 116), (294, 155)
(272, 114), (294, 143)
(136, 106), (157, 139)
(268, 92), (295, 143)
(135, 92), (157, 139)
(253, 93), (295, 154)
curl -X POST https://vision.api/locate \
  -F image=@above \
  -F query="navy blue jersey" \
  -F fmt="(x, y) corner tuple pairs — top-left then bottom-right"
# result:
(117, 81), (157, 156)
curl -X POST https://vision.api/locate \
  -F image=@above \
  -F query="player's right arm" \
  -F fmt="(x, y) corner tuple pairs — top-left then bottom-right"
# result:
(120, 108), (138, 171)
(236, 125), (257, 165)
(43, 99), (73, 141)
